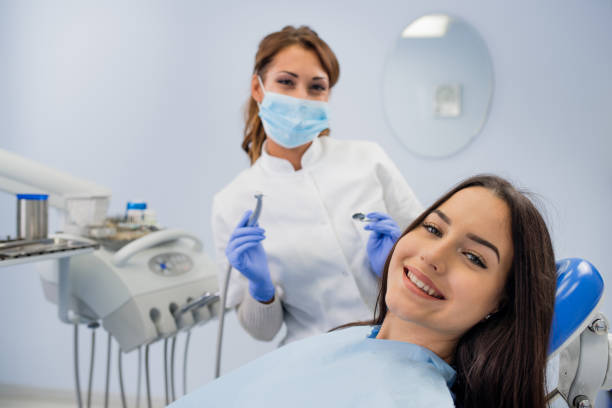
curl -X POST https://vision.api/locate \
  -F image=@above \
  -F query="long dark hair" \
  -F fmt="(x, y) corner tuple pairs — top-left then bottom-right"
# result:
(242, 25), (340, 164)
(346, 174), (556, 408)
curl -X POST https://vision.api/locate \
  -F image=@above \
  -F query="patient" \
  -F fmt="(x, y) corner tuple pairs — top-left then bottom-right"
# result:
(172, 175), (556, 408)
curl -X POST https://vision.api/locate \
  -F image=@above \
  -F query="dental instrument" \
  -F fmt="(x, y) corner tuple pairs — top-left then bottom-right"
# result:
(215, 193), (263, 378)
(352, 212), (373, 222)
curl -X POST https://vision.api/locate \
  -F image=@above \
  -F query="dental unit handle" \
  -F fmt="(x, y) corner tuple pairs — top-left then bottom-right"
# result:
(112, 229), (203, 267)
(177, 293), (219, 316)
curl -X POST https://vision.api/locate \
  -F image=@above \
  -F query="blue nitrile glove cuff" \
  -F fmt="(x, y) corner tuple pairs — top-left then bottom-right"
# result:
(248, 280), (275, 303)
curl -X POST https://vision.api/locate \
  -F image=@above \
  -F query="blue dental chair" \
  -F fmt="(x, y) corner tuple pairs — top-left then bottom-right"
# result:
(547, 258), (611, 407)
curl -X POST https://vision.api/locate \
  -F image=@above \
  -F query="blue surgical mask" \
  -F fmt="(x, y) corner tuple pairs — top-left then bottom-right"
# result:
(257, 76), (330, 149)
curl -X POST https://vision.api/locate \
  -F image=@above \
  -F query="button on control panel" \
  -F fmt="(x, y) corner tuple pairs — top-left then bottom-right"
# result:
(148, 252), (193, 276)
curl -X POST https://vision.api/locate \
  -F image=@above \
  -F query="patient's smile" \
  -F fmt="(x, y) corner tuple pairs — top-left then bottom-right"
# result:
(404, 267), (445, 299)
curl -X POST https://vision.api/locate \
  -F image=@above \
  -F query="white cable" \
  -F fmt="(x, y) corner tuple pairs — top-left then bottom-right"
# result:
(214, 264), (232, 378)
(86, 324), (98, 408)
(73, 324), (83, 408)
(214, 194), (263, 378)
(136, 346), (142, 408)
(171, 335), (177, 402)
(145, 344), (152, 408)
(118, 347), (127, 408)
(164, 338), (169, 405)
(183, 331), (191, 396)
(104, 332), (111, 408)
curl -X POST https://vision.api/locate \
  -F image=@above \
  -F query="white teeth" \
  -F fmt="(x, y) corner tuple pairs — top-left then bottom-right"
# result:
(407, 270), (441, 299)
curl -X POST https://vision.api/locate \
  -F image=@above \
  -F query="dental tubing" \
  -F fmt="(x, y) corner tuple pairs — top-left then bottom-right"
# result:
(214, 193), (263, 378)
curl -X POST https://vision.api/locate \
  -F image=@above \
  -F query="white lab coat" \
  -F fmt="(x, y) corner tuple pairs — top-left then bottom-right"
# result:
(211, 136), (422, 344)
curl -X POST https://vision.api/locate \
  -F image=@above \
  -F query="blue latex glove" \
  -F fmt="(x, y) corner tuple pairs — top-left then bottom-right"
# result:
(225, 210), (275, 302)
(364, 212), (402, 278)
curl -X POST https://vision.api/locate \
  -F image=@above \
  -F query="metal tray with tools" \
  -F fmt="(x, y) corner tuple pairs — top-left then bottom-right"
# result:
(0, 237), (99, 261)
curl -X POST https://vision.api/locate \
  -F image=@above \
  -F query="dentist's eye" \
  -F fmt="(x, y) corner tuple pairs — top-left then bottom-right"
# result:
(310, 83), (327, 92)
(465, 252), (487, 269)
(277, 78), (295, 87)
(423, 223), (442, 237)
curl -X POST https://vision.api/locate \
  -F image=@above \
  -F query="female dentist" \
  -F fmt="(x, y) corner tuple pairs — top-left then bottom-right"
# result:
(211, 25), (422, 345)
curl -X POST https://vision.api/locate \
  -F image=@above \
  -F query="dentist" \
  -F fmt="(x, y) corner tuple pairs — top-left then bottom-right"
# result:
(211, 25), (422, 345)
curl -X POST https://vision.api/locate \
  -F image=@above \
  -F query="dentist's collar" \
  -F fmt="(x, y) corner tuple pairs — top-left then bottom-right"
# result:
(259, 136), (323, 173)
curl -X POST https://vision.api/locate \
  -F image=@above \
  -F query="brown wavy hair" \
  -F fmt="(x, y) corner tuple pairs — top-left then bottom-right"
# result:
(340, 174), (556, 408)
(242, 25), (340, 164)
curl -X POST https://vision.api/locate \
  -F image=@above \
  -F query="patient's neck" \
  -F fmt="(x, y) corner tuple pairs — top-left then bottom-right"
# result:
(376, 313), (458, 364)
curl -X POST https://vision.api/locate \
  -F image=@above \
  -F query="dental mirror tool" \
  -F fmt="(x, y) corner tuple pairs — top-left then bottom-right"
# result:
(352, 212), (373, 222)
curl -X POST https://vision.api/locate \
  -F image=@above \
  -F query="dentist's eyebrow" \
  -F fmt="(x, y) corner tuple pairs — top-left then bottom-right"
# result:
(278, 71), (298, 78)
(467, 233), (500, 263)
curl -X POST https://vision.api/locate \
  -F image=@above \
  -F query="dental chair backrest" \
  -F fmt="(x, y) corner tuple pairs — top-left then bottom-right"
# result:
(547, 258), (612, 408)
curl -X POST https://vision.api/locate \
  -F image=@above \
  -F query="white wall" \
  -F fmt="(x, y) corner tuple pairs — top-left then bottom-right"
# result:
(1, 0), (611, 404)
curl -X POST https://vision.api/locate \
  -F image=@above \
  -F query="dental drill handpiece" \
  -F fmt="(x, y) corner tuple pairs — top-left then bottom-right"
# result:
(215, 193), (263, 378)
(247, 193), (263, 227)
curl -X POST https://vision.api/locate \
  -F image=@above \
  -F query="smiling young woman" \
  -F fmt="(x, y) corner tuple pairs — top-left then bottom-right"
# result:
(368, 174), (556, 407)
(380, 186), (514, 362)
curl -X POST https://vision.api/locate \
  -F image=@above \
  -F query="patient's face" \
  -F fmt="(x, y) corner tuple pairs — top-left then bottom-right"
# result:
(385, 187), (513, 341)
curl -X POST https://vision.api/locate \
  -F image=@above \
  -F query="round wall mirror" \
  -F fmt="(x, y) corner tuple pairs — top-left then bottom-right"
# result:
(383, 14), (494, 157)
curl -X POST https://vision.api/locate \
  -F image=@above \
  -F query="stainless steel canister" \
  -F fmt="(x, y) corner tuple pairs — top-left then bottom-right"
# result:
(17, 194), (49, 240)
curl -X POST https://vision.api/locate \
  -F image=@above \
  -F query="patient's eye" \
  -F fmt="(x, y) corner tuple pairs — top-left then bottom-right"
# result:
(465, 251), (487, 269)
(423, 222), (442, 237)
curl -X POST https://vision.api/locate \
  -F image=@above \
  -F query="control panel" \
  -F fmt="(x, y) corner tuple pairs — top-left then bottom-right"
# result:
(148, 252), (193, 276)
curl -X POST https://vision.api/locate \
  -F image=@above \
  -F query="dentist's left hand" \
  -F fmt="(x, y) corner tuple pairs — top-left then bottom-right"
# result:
(364, 212), (402, 278)
(225, 210), (275, 303)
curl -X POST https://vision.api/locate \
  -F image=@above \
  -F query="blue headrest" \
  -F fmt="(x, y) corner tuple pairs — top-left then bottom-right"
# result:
(549, 258), (604, 354)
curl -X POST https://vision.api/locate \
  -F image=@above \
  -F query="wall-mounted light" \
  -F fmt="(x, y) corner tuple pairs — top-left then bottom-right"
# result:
(401, 14), (450, 38)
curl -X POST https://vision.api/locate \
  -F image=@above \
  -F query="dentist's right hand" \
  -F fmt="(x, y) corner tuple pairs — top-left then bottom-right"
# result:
(225, 210), (275, 303)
